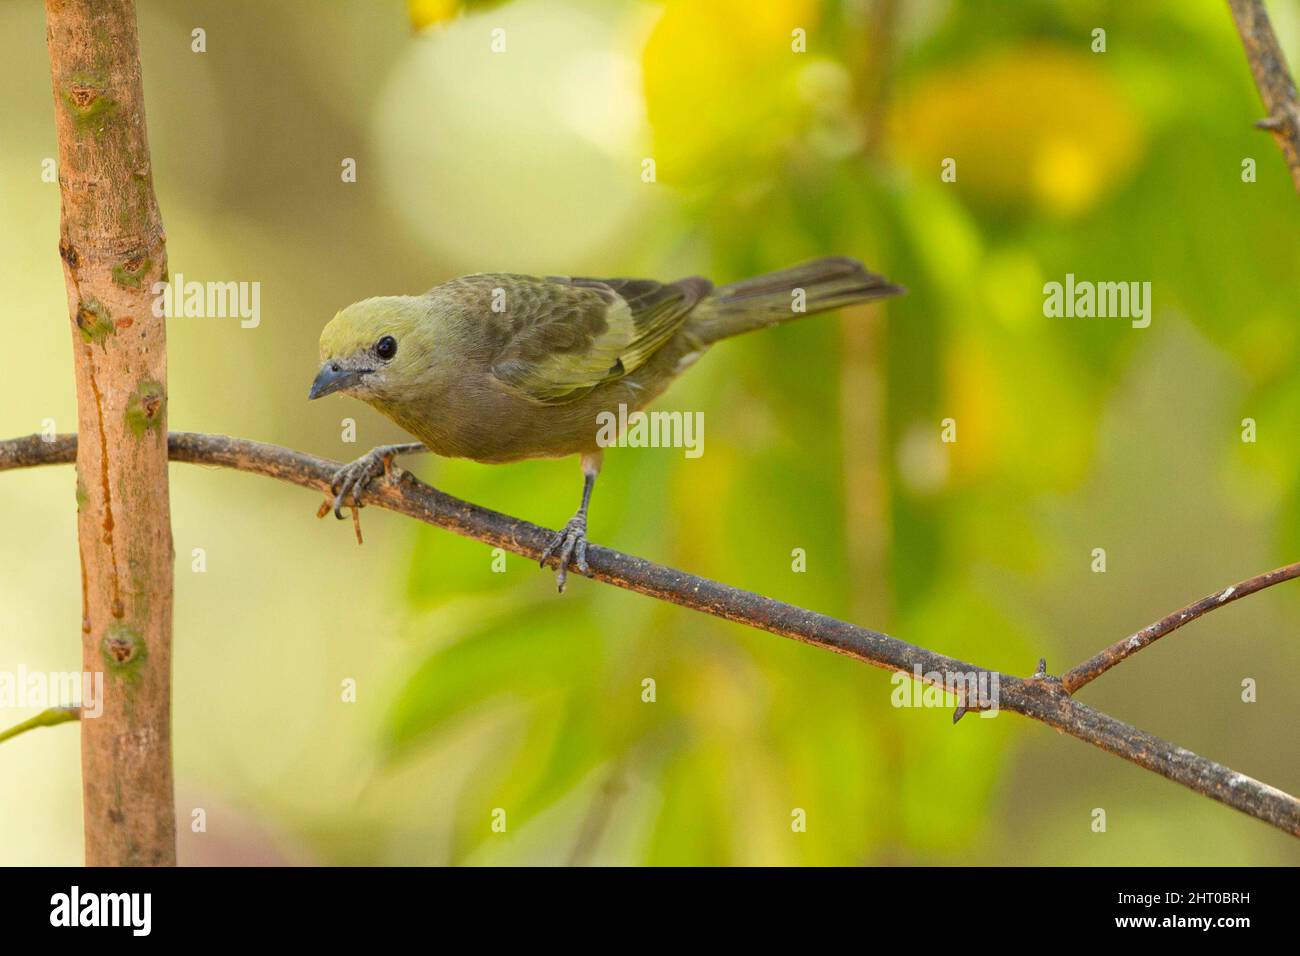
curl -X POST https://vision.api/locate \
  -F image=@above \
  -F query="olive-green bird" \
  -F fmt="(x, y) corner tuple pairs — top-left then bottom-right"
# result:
(310, 257), (903, 589)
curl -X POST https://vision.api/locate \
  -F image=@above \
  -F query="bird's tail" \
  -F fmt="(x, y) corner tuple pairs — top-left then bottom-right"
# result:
(688, 257), (904, 345)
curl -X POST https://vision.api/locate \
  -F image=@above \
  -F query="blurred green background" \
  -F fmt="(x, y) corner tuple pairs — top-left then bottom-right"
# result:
(2, 0), (1298, 865)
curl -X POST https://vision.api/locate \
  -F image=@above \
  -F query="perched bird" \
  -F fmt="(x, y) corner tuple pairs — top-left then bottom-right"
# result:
(310, 257), (903, 589)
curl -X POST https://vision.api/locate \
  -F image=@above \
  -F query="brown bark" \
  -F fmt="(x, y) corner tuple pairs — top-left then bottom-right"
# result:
(1063, 560), (1300, 693)
(1228, 0), (1300, 192)
(44, 0), (175, 865)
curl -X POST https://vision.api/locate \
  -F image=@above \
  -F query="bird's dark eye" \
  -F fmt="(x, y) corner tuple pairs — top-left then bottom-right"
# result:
(375, 335), (397, 360)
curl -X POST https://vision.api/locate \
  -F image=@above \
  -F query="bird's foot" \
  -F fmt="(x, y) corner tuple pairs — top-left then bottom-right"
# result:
(318, 446), (404, 542)
(540, 514), (591, 593)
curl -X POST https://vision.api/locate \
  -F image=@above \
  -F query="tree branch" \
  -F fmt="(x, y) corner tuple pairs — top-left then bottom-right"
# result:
(1063, 561), (1300, 692)
(3, 431), (1298, 837)
(1228, 0), (1300, 192)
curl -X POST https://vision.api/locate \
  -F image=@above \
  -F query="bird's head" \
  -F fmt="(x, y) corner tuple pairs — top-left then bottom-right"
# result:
(310, 296), (433, 403)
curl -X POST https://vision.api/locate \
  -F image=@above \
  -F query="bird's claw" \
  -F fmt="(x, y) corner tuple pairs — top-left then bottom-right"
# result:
(328, 449), (393, 521)
(540, 515), (590, 593)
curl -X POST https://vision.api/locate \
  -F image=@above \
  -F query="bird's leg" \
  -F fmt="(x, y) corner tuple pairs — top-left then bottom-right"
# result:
(327, 442), (427, 520)
(540, 450), (602, 593)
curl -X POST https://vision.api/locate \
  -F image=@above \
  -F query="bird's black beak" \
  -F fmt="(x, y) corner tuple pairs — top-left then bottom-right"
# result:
(308, 362), (371, 400)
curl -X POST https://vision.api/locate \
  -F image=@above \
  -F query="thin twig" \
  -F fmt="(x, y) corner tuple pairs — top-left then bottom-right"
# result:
(2, 431), (1298, 837)
(0, 706), (80, 745)
(1228, 0), (1300, 192)
(1063, 561), (1300, 693)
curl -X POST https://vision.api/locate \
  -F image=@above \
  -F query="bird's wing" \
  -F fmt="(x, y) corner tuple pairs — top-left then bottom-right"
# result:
(488, 274), (711, 405)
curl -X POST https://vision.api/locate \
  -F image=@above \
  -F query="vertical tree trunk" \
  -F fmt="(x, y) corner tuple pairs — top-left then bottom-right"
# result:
(45, 0), (175, 866)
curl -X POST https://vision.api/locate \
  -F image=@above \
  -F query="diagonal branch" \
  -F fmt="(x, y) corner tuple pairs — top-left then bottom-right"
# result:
(1228, 0), (1300, 192)
(2, 431), (1298, 837)
(1063, 560), (1300, 693)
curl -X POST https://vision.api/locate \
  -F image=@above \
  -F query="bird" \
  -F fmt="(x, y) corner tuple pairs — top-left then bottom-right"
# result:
(309, 256), (904, 590)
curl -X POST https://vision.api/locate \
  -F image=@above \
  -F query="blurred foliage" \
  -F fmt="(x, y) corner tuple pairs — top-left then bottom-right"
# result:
(378, 0), (1300, 865)
(2, 0), (1299, 865)
(893, 47), (1145, 216)
(644, 0), (827, 183)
